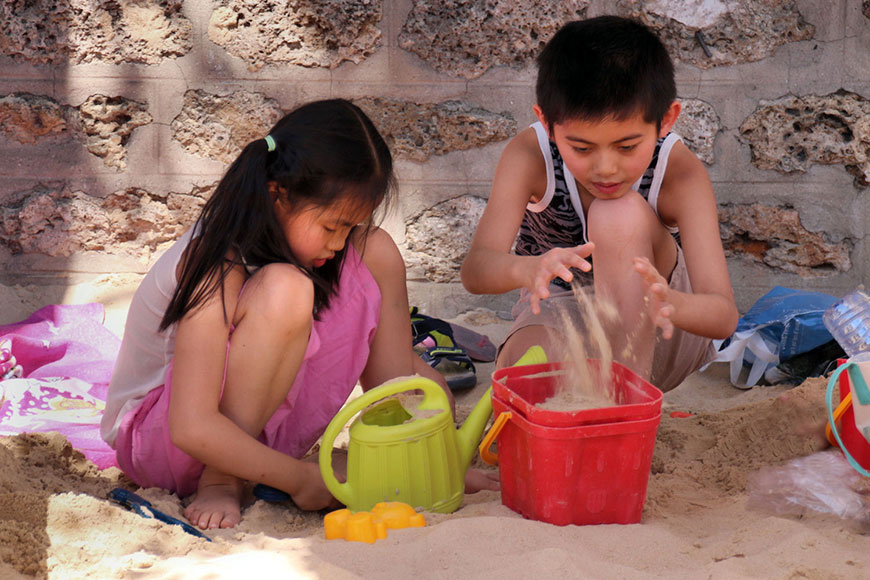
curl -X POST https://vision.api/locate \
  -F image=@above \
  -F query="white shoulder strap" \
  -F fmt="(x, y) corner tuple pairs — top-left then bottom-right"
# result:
(527, 122), (555, 213)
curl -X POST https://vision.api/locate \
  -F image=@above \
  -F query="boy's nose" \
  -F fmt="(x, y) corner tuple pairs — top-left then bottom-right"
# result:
(594, 152), (618, 177)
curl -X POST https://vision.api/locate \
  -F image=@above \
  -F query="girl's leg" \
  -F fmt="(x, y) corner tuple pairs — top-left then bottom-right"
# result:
(586, 192), (677, 381)
(185, 263), (315, 529)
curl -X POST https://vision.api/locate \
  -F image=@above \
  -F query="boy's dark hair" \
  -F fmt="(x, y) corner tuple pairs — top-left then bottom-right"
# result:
(160, 98), (395, 331)
(536, 16), (676, 132)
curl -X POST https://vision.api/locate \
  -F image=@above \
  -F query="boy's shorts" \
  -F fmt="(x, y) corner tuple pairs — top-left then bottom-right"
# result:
(502, 246), (716, 392)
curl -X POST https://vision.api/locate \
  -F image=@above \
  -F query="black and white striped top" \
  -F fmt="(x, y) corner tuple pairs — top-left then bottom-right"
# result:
(515, 122), (682, 290)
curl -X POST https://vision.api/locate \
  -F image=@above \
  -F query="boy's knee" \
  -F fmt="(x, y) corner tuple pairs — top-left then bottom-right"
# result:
(587, 193), (655, 242)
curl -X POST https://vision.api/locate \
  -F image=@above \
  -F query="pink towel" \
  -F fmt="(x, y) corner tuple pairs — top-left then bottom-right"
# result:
(0, 303), (121, 469)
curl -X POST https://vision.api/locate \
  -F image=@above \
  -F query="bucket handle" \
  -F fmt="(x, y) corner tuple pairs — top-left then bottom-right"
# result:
(825, 391), (852, 446)
(825, 363), (870, 477)
(478, 411), (512, 466)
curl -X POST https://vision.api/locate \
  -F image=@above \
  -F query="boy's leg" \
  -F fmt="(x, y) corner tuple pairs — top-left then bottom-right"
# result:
(496, 289), (582, 369)
(497, 324), (559, 369)
(586, 192), (678, 382)
(185, 264), (315, 529)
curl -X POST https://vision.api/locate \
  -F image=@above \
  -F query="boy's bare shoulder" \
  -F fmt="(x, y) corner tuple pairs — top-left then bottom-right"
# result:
(657, 139), (714, 224)
(495, 126), (548, 204)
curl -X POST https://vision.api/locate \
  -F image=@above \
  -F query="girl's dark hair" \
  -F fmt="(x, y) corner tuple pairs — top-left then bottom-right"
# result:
(536, 16), (676, 132)
(160, 98), (395, 331)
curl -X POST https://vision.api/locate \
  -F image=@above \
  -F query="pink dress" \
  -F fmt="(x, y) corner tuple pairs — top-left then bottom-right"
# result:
(110, 243), (381, 496)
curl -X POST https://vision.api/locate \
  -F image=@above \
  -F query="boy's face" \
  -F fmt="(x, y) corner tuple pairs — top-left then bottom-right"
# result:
(536, 103), (679, 201)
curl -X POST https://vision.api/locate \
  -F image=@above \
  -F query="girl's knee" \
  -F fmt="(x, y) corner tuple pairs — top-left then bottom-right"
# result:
(241, 264), (315, 330)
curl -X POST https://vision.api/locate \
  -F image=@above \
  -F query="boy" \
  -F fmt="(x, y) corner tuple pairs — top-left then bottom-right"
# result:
(460, 16), (738, 391)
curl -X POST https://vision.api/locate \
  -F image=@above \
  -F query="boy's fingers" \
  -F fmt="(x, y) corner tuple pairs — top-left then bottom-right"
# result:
(530, 295), (541, 315)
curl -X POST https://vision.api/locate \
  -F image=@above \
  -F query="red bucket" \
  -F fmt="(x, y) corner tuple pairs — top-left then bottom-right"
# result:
(482, 360), (662, 526)
(827, 358), (870, 470)
(491, 360), (663, 427)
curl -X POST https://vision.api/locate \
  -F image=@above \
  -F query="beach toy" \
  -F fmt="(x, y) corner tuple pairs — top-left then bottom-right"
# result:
(324, 501), (425, 543)
(107, 488), (211, 541)
(480, 352), (662, 526)
(319, 375), (493, 514)
(823, 291), (870, 474)
(826, 358), (870, 476)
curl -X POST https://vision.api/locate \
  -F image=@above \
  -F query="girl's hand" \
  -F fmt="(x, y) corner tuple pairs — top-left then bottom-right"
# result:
(290, 462), (342, 511)
(633, 256), (675, 340)
(528, 243), (594, 314)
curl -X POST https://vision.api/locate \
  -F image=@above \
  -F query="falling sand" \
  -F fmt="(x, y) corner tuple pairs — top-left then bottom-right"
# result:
(537, 286), (624, 412)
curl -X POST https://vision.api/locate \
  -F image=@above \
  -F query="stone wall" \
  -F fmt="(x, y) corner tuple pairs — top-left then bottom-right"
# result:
(1, 0), (869, 326)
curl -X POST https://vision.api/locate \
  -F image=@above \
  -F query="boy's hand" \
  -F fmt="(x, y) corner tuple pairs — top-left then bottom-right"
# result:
(529, 243), (594, 314)
(633, 256), (675, 340)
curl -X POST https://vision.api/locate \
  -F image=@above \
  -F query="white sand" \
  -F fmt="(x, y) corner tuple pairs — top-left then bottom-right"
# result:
(2, 295), (869, 579)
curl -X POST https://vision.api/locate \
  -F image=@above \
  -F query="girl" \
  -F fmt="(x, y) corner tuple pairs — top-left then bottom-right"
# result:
(101, 99), (472, 530)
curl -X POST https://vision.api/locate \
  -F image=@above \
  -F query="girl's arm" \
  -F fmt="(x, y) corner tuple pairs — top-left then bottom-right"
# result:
(460, 129), (593, 313)
(652, 141), (739, 340)
(357, 228), (454, 408)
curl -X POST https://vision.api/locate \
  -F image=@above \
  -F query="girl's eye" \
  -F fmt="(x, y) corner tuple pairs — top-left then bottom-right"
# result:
(324, 226), (337, 233)
(572, 147), (590, 154)
(620, 145), (637, 152)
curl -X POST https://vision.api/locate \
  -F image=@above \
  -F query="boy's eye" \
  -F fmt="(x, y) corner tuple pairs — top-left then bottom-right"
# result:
(619, 144), (637, 152)
(324, 226), (337, 233)
(572, 147), (590, 153)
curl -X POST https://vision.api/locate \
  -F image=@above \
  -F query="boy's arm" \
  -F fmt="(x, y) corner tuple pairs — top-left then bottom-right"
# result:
(461, 128), (593, 312)
(652, 141), (739, 340)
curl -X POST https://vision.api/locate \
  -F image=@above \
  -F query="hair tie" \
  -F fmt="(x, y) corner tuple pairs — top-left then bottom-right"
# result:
(264, 135), (277, 152)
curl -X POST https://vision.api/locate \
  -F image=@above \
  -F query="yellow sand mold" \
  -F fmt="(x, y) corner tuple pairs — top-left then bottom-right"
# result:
(324, 502), (426, 543)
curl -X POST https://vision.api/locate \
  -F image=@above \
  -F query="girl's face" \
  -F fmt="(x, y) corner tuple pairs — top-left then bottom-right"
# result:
(536, 102), (679, 201)
(273, 193), (371, 269)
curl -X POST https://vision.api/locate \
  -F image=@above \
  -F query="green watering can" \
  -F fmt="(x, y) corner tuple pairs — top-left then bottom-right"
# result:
(319, 376), (493, 514)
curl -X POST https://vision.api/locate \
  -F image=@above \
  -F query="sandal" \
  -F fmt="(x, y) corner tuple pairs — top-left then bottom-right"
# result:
(419, 345), (477, 391)
(410, 307), (496, 362)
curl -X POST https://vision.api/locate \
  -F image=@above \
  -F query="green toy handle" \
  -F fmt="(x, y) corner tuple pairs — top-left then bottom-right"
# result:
(318, 376), (450, 507)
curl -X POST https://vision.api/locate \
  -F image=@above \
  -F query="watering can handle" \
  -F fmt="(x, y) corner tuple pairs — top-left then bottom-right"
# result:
(825, 362), (870, 477)
(318, 376), (449, 506)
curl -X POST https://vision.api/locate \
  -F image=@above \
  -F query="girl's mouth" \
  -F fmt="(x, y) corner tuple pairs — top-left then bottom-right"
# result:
(312, 258), (327, 268)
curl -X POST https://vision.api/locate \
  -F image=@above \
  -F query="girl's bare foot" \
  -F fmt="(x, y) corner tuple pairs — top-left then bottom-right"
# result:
(184, 469), (245, 529)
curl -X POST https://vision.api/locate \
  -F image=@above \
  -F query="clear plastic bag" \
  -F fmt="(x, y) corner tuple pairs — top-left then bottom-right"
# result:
(747, 450), (870, 525)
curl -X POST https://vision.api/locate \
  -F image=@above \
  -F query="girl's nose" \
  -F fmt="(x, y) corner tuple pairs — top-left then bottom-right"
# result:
(328, 234), (347, 252)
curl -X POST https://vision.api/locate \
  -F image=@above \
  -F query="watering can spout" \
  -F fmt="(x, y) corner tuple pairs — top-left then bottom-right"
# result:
(456, 387), (494, 470)
(455, 345), (550, 469)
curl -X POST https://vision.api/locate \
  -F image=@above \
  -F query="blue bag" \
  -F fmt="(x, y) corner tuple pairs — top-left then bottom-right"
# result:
(704, 286), (838, 388)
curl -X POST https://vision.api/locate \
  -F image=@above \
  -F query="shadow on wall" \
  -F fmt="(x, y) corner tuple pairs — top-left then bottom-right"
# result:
(0, 1), (201, 332)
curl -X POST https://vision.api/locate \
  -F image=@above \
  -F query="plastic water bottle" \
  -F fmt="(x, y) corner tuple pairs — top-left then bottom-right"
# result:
(823, 289), (870, 358)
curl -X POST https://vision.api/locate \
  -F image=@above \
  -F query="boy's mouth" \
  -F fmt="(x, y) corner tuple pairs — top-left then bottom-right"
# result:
(592, 181), (622, 195)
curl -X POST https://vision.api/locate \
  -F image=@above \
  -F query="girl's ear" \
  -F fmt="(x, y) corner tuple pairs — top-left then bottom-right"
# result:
(532, 104), (552, 138)
(659, 101), (681, 138)
(267, 181), (281, 202)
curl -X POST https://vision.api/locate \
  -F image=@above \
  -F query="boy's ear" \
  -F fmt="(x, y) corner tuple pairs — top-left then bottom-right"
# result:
(532, 104), (551, 137)
(659, 101), (681, 138)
